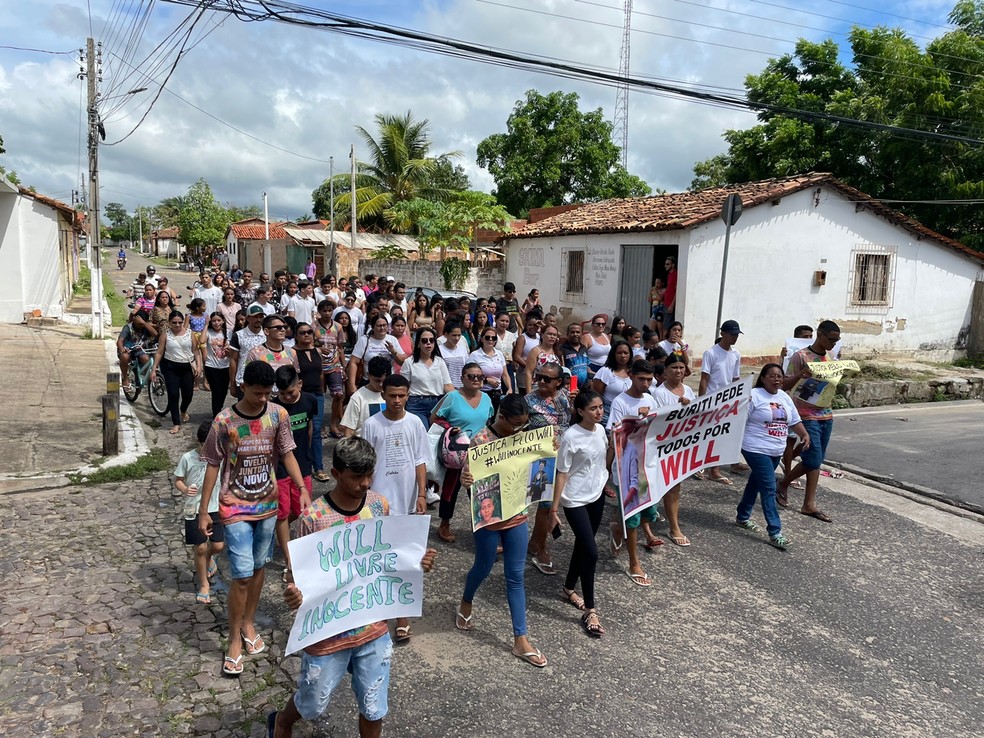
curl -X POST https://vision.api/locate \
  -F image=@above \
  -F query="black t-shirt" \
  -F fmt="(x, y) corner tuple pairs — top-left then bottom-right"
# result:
(496, 297), (521, 331)
(295, 348), (324, 395)
(272, 391), (317, 479)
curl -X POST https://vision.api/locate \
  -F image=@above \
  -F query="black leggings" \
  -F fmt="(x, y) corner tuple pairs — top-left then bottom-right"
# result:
(160, 357), (194, 426)
(440, 467), (462, 523)
(562, 494), (606, 609)
(203, 365), (230, 417)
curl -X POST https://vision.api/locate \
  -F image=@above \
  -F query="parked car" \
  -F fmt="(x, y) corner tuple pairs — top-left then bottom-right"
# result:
(408, 286), (478, 302)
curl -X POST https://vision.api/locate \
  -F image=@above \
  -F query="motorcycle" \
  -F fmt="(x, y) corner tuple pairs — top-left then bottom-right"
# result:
(117, 256), (127, 270)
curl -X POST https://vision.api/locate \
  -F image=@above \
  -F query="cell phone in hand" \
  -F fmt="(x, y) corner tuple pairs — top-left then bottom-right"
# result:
(551, 523), (562, 540)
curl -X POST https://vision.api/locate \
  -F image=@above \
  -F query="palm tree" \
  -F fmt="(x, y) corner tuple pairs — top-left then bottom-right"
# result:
(312, 111), (460, 230)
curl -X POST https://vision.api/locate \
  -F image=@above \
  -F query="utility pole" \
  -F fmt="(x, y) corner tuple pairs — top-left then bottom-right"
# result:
(85, 37), (105, 338)
(138, 206), (143, 254)
(328, 156), (336, 277)
(263, 191), (272, 278)
(349, 144), (357, 253)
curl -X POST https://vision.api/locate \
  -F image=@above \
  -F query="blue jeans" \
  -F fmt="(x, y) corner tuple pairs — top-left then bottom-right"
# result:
(737, 450), (783, 538)
(800, 419), (833, 470)
(294, 631), (392, 721)
(406, 395), (440, 429)
(311, 393), (325, 472)
(462, 521), (528, 636)
(224, 516), (276, 579)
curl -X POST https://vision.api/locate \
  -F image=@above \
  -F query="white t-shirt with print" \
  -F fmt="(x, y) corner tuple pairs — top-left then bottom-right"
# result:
(352, 334), (401, 377)
(607, 391), (656, 430)
(440, 340), (471, 388)
(742, 388), (802, 456)
(361, 412), (429, 515)
(593, 366), (631, 407)
(340, 386), (385, 436)
(557, 423), (608, 507)
(651, 382), (696, 409)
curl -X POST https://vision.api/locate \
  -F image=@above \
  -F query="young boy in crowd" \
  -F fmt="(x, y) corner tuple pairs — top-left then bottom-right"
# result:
(198, 361), (309, 676)
(272, 365), (318, 580)
(175, 420), (224, 604)
(270, 437), (437, 738)
(781, 325), (814, 484)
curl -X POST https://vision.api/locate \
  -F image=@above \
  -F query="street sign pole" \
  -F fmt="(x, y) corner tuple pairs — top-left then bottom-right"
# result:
(714, 193), (742, 337)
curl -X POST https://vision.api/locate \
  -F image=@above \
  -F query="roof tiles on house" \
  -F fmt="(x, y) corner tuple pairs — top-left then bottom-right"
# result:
(506, 172), (983, 263)
(229, 221), (289, 239)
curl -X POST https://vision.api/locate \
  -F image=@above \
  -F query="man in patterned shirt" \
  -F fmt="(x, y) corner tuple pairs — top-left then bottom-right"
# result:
(270, 437), (436, 738)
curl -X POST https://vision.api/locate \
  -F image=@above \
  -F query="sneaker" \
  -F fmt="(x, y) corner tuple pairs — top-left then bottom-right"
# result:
(769, 535), (790, 550)
(734, 519), (760, 532)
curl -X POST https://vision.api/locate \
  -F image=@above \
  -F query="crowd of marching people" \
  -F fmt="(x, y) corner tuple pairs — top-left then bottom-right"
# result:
(127, 265), (842, 737)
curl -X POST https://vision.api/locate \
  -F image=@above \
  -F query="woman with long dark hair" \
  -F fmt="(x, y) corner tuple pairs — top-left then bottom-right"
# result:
(403, 327), (453, 427)
(548, 390), (608, 637)
(203, 312), (230, 417)
(151, 310), (199, 434)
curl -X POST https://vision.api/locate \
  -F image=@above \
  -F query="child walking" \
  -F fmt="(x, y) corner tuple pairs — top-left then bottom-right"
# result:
(270, 437), (436, 737)
(175, 420), (225, 604)
(187, 297), (209, 389)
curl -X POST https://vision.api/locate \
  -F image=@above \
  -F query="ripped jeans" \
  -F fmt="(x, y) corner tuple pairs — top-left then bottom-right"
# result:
(294, 631), (392, 721)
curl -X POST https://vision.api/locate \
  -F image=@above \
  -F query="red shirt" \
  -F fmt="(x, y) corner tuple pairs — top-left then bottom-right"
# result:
(663, 269), (677, 308)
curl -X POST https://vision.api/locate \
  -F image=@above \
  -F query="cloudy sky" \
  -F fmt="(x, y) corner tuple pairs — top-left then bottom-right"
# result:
(0, 0), (957, 221)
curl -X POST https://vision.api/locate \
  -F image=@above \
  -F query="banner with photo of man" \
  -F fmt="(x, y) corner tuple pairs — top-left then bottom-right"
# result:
(613, 377), (753, 524)
(789, 360), (860, 408)
(467, 425), (556, 530)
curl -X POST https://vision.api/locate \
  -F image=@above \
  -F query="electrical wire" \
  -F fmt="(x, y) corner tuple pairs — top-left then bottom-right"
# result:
(823, 0), (955, 32)
(0, 45), (76, 54)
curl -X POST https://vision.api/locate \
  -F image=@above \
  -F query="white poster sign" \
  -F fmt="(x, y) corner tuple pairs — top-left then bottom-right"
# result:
(285, 515), (430, 655)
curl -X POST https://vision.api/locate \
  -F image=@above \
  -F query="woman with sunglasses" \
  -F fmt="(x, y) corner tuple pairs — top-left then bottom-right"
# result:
(524, 325), (565, 394)
(347, 314), (407, 396)
(524, 361), (572, 575)
(468, 326), (512, 411)
(291, 322), (331, 482)
(151, 310), (200, 434)
(403, 327), (453, 428)
(456, 394), (547, 668)
(431, 362), (493, 543)
(582, 313), (612, 375)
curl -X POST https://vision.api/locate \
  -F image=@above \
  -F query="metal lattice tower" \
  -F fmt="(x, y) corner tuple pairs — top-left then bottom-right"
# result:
(613, 0), (632, 168)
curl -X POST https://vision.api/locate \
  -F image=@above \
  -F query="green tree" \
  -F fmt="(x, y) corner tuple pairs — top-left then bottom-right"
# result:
(476, 90), (651, 216)
(691, 2), (984, 248)
(385, 191), (513, 260)
(178, 179), (226, 254)
(103, 202), (133, 242)
(224, 202), (262, 222)
(430, 155), (471, 192)
(311, 111), (460, 228)
(153, 196), (185, 229)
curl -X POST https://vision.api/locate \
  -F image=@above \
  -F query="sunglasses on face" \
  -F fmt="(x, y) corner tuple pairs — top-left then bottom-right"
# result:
(267, 325), (286, 331)
(297, 330), (313, 335)
(535, 373), (560, 382)
(593, 322), (606, 327)
(464, 373), (484, 381)
(419, 337), (435, 344)
(483, 335), (497, 342)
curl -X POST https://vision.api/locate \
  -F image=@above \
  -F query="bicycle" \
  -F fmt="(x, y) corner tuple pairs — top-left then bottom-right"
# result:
(122, 344), (169, 416)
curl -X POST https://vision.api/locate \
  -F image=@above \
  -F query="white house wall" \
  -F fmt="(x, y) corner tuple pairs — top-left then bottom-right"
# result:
(0, 195), (66, 323)
(685, 186), (983, 359)
(505, 231), (689, 327)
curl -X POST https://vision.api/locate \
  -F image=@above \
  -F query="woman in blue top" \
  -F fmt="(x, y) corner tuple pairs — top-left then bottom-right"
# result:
(430, 361), (493, 543)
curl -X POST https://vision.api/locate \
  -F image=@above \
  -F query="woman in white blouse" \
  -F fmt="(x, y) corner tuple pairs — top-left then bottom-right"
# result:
(468, 325), (512, 411)
(403, 327), (453, 427)
(346, 314), (407, 395)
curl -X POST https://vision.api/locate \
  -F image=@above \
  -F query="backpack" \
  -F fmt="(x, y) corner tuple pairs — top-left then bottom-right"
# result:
(439, 426), (471, 469)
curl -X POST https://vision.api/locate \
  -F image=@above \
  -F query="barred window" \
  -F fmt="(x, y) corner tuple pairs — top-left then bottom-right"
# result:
(561, 249), (585, 301)
(851, 252), (892, 305)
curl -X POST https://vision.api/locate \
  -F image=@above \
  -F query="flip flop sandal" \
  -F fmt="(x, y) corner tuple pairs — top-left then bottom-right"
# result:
(222, 654), (244, 676)
(395, 625), (412, 643)
(609, 526), (623, 558)
(776, 489), (789, 508)
(512, 648), (548, 668)
(581, 611), (605, 638)
(562, 588), (585, 610)
(627, 571), (652, 587)
(455, 610), (474, 631)
(530, 557), (557, 575)
(790, 480), (805, 490)
(206, 560), (218, 579)
(242, 632), (266, 655)
(643, 537), (664, 549)
(195, 591), (211, 605)
(710, 475), (733, 486)
(669, 534), (691, 547)
(801, 509), (832, 523)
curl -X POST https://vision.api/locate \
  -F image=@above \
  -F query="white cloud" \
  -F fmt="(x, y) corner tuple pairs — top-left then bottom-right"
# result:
(0, 0), (956, 217)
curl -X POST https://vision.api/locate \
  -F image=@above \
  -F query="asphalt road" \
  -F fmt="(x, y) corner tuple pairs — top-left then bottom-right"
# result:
(827, 401), (984, 512)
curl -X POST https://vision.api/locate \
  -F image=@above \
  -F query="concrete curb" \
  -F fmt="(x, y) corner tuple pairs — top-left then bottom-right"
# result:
(0, 333), (153, 494)
(825, 459), (984, 521)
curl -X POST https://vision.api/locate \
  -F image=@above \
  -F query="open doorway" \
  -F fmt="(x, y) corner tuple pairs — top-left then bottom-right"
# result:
(618, 244), (678, 331)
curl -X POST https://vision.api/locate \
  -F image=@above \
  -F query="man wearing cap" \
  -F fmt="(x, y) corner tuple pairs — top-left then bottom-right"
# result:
(698, 319), (745, 484)
(228, 305), (269, 397)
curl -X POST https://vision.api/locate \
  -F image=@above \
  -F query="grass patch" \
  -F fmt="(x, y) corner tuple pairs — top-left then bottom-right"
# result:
(952, 354), (984, 370)
(857, 363), (934, 381)
(73, 263), (92, 296)
(69, 447), (171, 486)
(102, 271), (128, 326)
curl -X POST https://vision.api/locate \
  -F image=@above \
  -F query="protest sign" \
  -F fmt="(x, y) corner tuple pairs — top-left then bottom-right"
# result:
(285, 515), (430, 655)
(789, 360), (859, 408)
(782, 337), (841, 372)
(613, 376), (753, 523)
(467, 425), (556, 530)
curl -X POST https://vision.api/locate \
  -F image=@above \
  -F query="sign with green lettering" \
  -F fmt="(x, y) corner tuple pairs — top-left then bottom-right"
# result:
(285, 515), (430, 654)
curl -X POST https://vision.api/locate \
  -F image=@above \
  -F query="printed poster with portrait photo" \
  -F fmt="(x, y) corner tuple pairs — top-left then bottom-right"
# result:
(467, 425), (556, 532)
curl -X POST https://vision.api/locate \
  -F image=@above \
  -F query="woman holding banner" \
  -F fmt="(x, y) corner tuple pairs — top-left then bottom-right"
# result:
(650, 354), (695, 547)
(736, 364), (810, 550)
(456, 395), (548, 668)
(548, 390), (608, 637)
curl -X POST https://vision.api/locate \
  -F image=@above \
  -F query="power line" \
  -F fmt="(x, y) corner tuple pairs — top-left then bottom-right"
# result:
(0, 45), (76, 54)
(823, 0), (955, 32)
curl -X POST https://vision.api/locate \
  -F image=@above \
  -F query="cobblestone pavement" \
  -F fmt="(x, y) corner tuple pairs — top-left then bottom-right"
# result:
(3, 462), (983, 738)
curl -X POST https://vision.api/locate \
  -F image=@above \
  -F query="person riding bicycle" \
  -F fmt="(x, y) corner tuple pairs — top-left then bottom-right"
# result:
(118, 309), (158, 389)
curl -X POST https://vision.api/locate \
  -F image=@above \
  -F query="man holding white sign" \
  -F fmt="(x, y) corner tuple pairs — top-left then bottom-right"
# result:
(271, 438), (436, 738)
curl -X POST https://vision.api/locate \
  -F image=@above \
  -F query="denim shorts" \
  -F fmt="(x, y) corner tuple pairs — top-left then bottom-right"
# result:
(800, 419), (833, 471)
(294, 631), (392, 722)
(625, 504), (659, 530)
(324, 369), (344, 397)
(223, 516), (276, 579)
